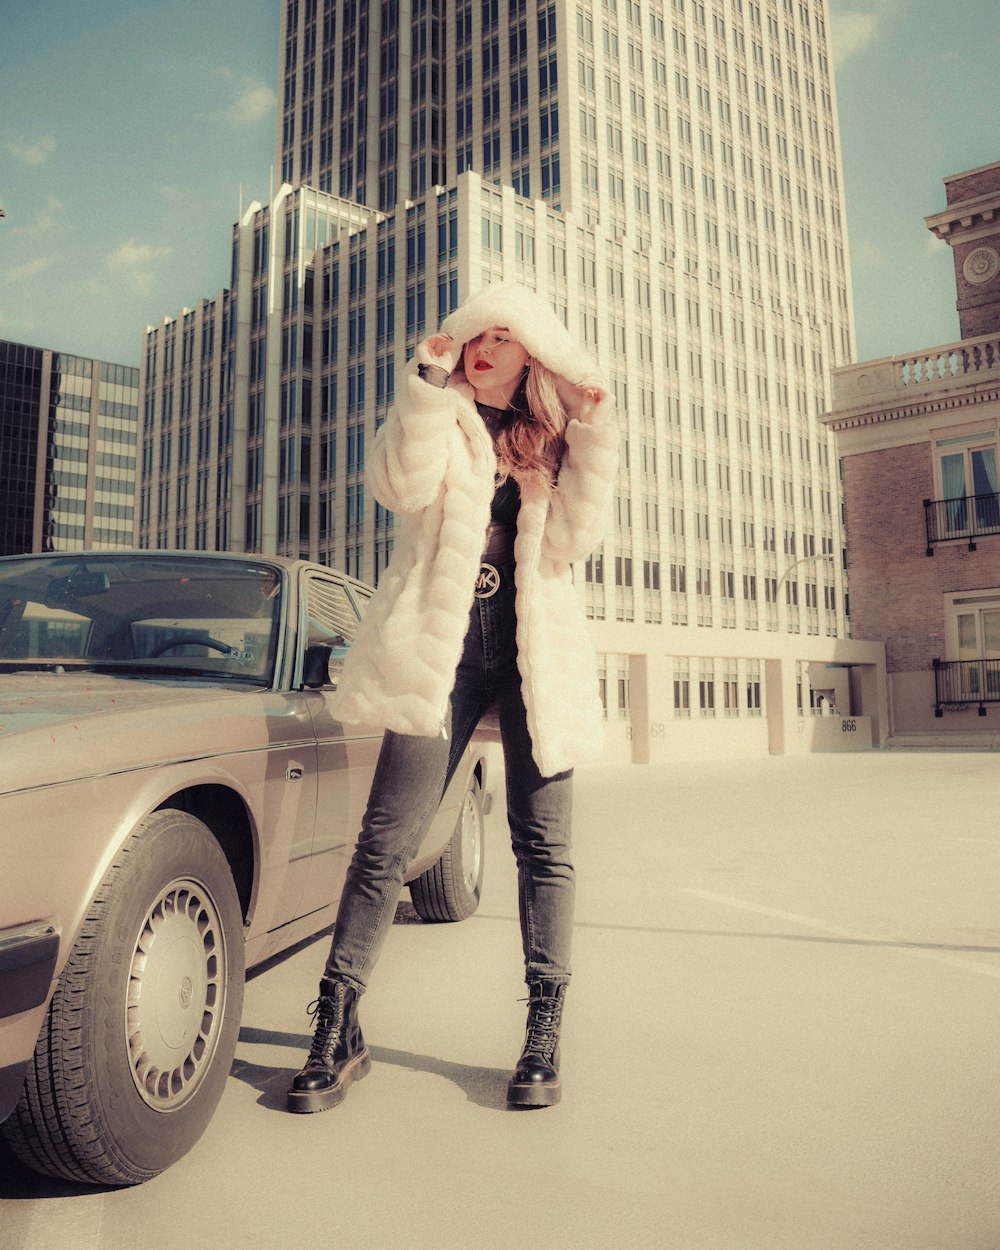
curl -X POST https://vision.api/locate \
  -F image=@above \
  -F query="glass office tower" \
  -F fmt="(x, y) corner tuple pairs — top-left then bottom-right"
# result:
(141, 2), (887, 758)
(0, 340), (138, 555)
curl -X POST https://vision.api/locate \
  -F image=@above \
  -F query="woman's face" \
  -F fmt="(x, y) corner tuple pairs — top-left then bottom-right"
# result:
(463, 327), (530, 406)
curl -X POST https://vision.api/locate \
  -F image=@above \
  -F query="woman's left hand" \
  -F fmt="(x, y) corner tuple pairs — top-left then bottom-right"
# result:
(573, 378), (610, 410)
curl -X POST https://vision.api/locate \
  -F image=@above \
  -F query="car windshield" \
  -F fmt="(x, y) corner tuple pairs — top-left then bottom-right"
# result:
(0, 555), (282, 685)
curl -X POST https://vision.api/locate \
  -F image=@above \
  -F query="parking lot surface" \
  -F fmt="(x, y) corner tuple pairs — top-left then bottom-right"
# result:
(4, 750), (1000, 1250)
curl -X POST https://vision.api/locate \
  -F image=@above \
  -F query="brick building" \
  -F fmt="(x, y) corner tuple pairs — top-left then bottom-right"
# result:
(822, 160), (1000, 744)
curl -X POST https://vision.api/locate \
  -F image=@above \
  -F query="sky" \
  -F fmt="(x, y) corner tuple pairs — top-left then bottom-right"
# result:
(1, 0), (998, 368)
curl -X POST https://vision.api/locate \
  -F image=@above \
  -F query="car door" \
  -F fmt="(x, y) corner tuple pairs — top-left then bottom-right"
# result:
(295, 569), (382, 917)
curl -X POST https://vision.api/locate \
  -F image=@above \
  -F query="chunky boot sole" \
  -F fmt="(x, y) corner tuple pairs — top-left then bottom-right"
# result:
(506, 1076), (562, 1108)
(286, 1048), (372, 1114)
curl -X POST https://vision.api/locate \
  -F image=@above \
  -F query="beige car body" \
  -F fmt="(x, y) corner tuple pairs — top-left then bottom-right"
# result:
(0, 552), (488, 1182)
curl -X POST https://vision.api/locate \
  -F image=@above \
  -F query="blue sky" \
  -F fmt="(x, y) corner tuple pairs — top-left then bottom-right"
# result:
(1, 0), (998, 368)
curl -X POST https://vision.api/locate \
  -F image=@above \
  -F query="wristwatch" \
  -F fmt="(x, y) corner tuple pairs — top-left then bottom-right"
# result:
(417, 363), (451, 388)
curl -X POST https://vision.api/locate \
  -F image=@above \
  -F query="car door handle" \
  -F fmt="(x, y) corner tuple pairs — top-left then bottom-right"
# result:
(286, 766), (304, 782)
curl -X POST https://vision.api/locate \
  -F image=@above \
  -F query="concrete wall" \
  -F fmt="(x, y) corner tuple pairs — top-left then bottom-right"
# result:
(601, 712), (771, 765)
(597, 638), (887, 762)
(800, 715), (873, 751)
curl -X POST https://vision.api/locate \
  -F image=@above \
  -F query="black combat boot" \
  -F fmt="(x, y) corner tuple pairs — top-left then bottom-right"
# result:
(287, 978), (371, 1113)
(506, 979), (567, 1108)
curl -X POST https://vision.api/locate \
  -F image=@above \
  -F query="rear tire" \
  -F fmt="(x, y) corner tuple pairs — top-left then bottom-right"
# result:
(409, 772), (485, 922)
(1, 809), (245, 1186)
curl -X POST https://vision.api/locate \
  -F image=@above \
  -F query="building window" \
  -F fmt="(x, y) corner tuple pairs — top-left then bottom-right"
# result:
(405, 283), (426, 337)
(616, 659), (630, 720)
(673, 659), (690, 718)
(934, 429), (999, 534)
(938, 590), (1000, 705)
(947, 592), (1000, 665)
(746, 661), (762, 717)
(540, 153), (560, 201)
(722, 667), (740, 717)
(698, 664), (716, 717)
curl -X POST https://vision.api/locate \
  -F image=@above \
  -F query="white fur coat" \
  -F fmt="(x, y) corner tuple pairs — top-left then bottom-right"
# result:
(329, 282), (618, 777)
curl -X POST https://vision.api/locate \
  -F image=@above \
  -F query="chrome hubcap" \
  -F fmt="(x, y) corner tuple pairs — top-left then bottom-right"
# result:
(460, 788), (483, 895)
(125, 878), (227, 1111)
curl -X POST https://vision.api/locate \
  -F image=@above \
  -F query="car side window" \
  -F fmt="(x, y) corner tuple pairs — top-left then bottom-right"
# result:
(304, 576), (361, 650)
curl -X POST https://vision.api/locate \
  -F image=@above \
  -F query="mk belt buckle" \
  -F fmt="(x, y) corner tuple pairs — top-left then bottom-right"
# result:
(474, 562), (501, 599)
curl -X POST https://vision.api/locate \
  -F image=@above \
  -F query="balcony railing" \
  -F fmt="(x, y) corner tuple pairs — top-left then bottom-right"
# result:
(924, 492), (1000, 554)
(933, 657), (1000, 716)
(827, 331), (1000, 418)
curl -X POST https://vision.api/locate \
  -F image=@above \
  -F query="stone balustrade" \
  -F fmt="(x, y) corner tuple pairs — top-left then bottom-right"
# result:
(827, 331), (1000, 419)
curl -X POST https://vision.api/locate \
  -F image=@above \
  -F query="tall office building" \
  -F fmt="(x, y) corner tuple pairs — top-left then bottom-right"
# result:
(0, 340), (139, 555)
(140, 0), (885, 759)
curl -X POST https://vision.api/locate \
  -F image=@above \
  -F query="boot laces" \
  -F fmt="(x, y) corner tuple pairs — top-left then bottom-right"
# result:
(305, 992), (345, 1066)
(523, 995), (562, 1057)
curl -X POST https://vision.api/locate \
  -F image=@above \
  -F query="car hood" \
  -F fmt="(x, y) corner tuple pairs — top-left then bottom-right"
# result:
(0, 671), (275, 795)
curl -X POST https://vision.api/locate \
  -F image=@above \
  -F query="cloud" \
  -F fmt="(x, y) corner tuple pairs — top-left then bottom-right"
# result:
(9, 256), (57, 282)
(215, 77), (276, 126)
(852, 239), (888, 269)
(830, 1), (901, 65)
(6, 135), (57, 165)
(110, 240), (172, 269)
(830, 12), (878, 62)
(11, 196), (65, 237)
(109, 238), (173, 291)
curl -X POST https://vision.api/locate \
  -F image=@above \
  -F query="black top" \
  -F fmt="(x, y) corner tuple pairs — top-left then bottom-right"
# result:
(476, 401), (520, 565)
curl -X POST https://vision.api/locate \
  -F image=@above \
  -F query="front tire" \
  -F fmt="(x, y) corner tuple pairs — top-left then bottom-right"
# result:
(1, 810), (245, 1186)
(409, 772), (485, 922)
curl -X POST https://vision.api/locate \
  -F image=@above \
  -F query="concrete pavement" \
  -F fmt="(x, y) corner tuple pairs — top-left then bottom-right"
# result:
(4, 751), (1000, 1249)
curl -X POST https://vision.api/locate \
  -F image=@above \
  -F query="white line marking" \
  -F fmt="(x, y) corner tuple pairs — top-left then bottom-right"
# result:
(683, 887), (1000, 981)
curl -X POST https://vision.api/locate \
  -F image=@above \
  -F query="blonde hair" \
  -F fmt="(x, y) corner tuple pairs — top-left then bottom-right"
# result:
(493, 359), (568, 492)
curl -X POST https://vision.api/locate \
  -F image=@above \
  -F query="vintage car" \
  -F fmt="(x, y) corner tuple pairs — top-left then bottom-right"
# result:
(0, 551), (488, 1186)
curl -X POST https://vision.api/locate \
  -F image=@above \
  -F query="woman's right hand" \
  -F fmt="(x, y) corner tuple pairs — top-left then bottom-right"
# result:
(415, 333), (457, 374)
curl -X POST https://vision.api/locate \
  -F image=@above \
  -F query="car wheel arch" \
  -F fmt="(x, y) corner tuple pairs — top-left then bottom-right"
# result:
(155, 783), (257, 922)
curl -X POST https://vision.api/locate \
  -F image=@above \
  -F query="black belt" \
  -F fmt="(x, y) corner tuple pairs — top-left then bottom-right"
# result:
(474, 562), (515, 599)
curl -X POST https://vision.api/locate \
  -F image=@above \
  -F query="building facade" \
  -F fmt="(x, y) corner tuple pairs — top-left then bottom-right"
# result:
(139, 0), (885, 759)
(822, 160), (1000, 746)
(0, 340), (139, 555)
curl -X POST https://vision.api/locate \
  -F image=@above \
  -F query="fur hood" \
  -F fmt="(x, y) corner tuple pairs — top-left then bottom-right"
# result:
(330, 282), (618, 776)
(441, 281), (606, 407)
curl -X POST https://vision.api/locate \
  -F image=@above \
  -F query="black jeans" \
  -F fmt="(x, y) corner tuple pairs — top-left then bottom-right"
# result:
(324, 572), (575, 992)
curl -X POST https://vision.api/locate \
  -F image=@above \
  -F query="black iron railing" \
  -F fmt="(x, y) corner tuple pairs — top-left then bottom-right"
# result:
(924, 492), (1000, 554)
(933, 657), (1000, 716)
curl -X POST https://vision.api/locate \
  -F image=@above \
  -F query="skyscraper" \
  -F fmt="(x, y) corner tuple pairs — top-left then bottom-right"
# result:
(0, 340), (138, 555)
(140, 0), (886, 759)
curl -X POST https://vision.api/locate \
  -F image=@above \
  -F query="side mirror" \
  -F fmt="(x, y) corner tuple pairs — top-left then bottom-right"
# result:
(301, 643), (333, 689)
(301, 635), (348, 689)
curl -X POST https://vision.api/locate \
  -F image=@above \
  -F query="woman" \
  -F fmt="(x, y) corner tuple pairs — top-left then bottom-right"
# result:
(287, 281), (617, 1113)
